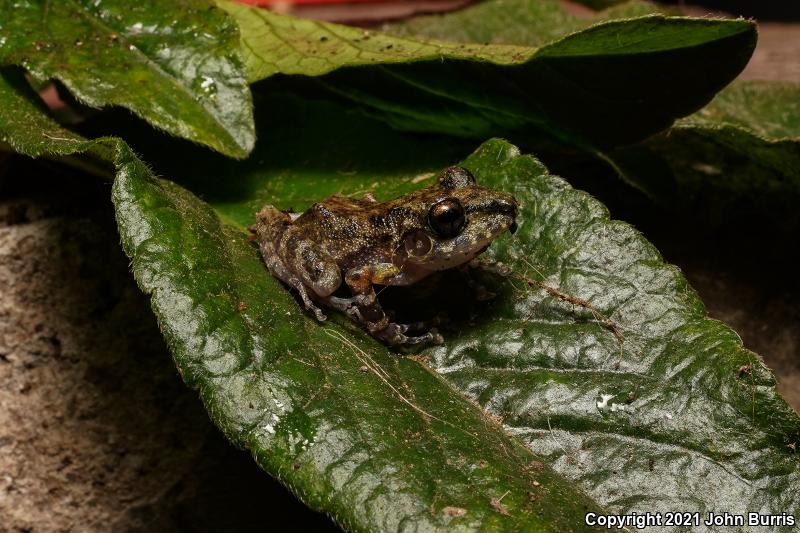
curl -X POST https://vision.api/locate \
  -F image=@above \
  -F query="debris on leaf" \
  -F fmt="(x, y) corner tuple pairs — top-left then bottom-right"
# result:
(490, 492), (510, 516)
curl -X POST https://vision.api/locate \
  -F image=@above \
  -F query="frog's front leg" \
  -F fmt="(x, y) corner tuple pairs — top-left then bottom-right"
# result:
(329, 264), (443, 346)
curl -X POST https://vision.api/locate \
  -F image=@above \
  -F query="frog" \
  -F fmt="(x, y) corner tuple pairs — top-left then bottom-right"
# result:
(252, 166), (518, 346)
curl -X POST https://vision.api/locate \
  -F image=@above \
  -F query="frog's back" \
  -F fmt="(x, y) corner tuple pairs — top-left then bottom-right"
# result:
(294, 195), (406, 269)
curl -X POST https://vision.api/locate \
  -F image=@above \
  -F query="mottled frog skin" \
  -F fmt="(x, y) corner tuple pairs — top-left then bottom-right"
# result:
(254, 166), (518, 345)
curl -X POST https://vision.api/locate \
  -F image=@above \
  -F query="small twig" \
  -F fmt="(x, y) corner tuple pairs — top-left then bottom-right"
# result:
(42, 132), (81, 142)
(517, 259), (624, 343)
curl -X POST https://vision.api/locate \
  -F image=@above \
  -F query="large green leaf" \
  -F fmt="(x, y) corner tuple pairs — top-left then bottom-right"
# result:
(99, 89), (799, 529)
(0, 0), (254, 158)
(435, 141), (800, 526)
(380, 0), (800, 237)
(689, 81), (800, 139)
(4, 87), (612, 530)
(223, 0), (755, 150)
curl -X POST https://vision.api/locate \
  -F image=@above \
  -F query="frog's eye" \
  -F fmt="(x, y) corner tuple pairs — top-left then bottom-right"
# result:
(439, 166), (476, 189)
(428, 198), (465, 238)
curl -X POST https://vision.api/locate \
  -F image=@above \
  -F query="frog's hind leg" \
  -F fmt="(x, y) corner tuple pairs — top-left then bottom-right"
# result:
(282, 270), (328, 322)
(255, 206), (339, 323)
(260, 239), (329, 322)
(378, 323), (443, 346)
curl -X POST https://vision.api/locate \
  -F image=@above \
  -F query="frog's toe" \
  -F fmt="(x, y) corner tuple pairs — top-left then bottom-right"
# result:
(403, 329), (444, 346)
(379, 324), (443, 346)
(430, 328), (444, 344)
(394, 320), (427, 333)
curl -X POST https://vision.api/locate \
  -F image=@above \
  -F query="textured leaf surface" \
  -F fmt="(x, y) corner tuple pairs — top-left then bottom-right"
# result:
(2, 95), (612, 527)
(383, 0), (800, 236)
(105, 92), (800, 530)
(0, 80), (614, 529)
(223, 0), (755, 149)
(384, 0), (666, 47)
(110, 142), (612, 532)
(689, 81), (800, 139)
(429, 140), (800, 530)
(0, 68), (87, 157)
(219, 0), (534, 79)
(0, 0), (254, 157)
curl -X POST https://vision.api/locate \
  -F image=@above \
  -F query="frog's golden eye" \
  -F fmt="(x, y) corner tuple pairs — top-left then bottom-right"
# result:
(428, 198), (465, 238)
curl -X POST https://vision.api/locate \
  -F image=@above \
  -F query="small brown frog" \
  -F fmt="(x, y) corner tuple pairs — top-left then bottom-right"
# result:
(253, 166), (518, 345)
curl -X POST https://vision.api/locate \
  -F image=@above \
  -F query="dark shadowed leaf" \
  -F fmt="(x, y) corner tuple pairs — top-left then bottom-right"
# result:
(608, 81), (800, 231)
(381, 0), (800, 237)
(223, 1), (755, 150)
(0, 68), (88, 156)
(0, 0), (254, 158)
(689, 81), (800, 139)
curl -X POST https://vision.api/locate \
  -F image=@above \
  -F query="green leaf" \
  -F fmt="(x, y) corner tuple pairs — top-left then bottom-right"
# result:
(688, 80), (800, 139)
(0, 0), (254, 158)
(383, 0), (666, 47)
(381, 0), (800, 237)
(607, 81), (800, 231)
(16, 84), (800, 527)
(12, 91), (611, 530)
(434, 140), (800, 523)
(223, 1), (755, 150)
(0, 68), (86, 157)
(110, 140), (613, 532)
(104, 91), (799, 527)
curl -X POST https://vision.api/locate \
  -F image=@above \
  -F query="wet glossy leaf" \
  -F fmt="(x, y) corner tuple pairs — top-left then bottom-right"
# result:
(0, 0), (254, 158)
(110, 140), (613, 532)
(105, 92), (800, 530)
(9, 89), (613, 530)
(12, 81), (800, 529)
(223, 0), (755, 149)
(432, 140), (800, 527)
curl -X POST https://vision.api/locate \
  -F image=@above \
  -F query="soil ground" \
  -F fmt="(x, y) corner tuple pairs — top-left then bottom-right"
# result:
(1, 2), (798, 532)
